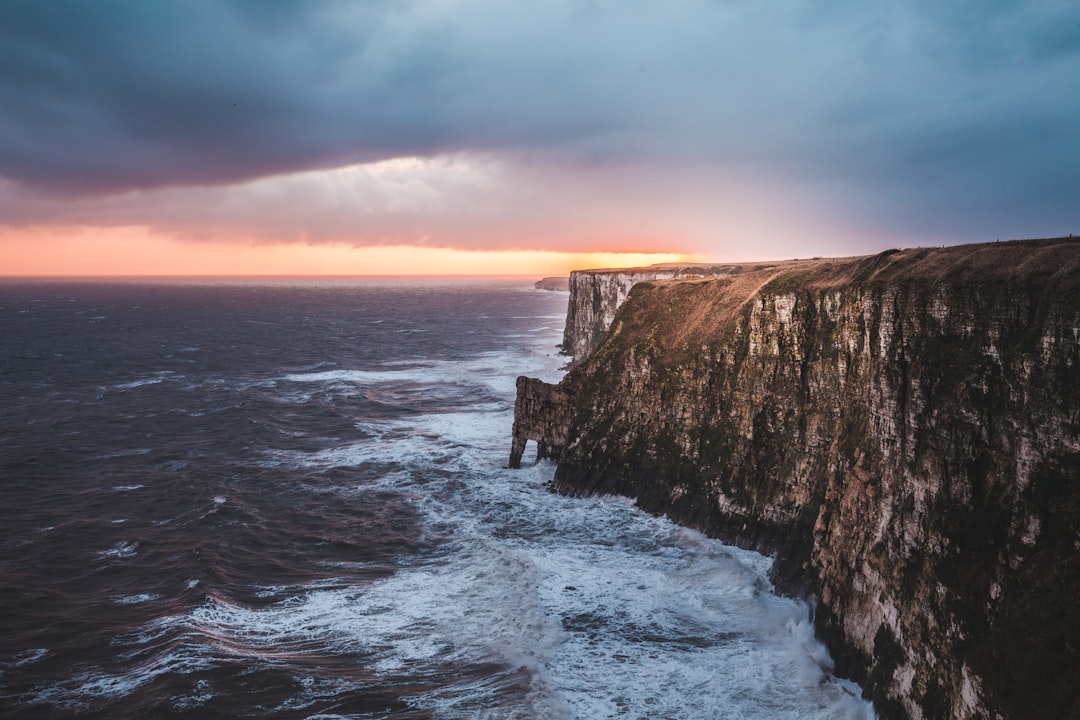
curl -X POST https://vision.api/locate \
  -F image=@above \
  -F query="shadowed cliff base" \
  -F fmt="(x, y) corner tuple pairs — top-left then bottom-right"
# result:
(515, 237), (1080, 720)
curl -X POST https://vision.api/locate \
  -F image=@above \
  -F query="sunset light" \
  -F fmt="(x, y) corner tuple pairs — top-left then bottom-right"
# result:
(1, 3), (1074, 275)
(2, 3), (1078, 719)
(0, 225), (698, 277)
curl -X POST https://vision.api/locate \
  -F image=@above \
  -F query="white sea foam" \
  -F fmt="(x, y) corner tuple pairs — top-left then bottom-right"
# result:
(171, 678), (212, 710)
(284, 368), (430, 385)
(251, 320), (875, 719)
(157, 474), (871, 718)
(8, 648), (50, 667)
(65, 645), (212, 703)
(115, 378), (163, 389)
(101, 541), (139, 559)
(114, 593), (164, 605)
(36, 291), (872, 719)
(114, 371), (179, 390)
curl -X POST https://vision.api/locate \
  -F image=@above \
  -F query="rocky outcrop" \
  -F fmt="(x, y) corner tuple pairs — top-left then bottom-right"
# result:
(515, 239), (1080, 720)
(508, 376), (573, 468)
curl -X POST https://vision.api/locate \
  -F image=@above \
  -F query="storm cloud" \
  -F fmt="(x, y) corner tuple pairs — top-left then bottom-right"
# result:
(1, 0), (1078, 252)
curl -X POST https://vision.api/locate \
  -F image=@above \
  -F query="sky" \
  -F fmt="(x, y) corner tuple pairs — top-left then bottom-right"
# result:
(1, 0), (1078, 276)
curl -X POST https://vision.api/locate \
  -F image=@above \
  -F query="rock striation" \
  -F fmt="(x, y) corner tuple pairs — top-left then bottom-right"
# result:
(513, 239), (1080, 720)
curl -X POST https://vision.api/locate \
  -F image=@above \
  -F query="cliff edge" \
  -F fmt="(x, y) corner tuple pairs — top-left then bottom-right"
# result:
(562, 262), (777, 363)
(514, 238), (1080, 720)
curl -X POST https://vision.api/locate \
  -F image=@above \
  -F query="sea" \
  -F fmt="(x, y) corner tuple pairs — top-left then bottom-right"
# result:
(0, 278), (875, 719)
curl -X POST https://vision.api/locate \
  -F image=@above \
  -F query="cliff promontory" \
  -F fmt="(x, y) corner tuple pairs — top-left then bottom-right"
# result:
(563, 263), (770, 362)
(514, 239), (1080, 719)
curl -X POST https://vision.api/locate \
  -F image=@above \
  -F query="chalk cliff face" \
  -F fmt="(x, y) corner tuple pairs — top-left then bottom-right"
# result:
(517, 239), (1080, 720)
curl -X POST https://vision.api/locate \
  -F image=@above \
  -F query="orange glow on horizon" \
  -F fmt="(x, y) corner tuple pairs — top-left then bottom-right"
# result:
(0, 226), (702, 277)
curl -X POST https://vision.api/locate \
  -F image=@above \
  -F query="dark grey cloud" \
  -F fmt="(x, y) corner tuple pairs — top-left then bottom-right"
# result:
(0, 1), (447, 191)
(0, 0), (1078, 247)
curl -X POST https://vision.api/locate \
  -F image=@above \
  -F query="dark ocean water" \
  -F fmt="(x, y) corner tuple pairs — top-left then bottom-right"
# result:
(0, 279), (873, 719)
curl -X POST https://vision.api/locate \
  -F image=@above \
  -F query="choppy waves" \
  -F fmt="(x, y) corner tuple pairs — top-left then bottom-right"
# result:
(1, 280), (874, 719)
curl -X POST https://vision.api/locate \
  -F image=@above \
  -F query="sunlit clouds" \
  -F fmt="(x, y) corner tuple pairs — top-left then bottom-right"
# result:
(0, 225), (698, 277)
(1, 0), (1078, 275)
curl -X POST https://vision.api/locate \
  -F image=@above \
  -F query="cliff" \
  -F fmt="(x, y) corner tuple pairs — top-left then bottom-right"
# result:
(514, 238), (1080, 720)
(562, 263), (773, 362)
(534, 276), (570, 291)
